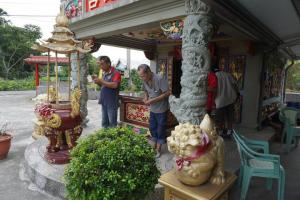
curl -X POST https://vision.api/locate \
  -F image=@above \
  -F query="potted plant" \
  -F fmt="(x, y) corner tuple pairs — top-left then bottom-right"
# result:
(64, 127), (160, 200)
(0, 122), (12, 160)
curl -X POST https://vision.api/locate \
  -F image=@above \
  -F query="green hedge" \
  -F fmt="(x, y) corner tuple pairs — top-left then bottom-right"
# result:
(64, 127), (160, 200)
(0, 78), (35, 91)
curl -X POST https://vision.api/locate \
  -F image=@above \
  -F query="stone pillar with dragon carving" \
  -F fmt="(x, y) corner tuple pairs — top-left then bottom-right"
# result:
(167, 0), (226, 186)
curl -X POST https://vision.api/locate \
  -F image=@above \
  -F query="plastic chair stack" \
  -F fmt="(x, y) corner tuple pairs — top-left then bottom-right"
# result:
(232, 130), (285, 200)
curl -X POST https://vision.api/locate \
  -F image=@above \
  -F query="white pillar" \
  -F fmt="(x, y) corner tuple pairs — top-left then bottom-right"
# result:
(127, 48), (132, 86)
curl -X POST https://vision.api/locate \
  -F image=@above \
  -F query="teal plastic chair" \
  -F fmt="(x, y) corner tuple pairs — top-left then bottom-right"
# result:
(234, 133), (269, 186)
(279, 107), (300, 152)
(233, 130), (285, 200)
(238, 134), (269, 154)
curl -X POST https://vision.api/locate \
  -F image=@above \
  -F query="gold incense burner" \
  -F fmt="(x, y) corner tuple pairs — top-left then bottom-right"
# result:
(33, 8), (91, 164)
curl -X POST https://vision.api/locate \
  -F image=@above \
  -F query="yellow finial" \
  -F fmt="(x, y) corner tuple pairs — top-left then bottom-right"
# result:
(56, 7), (69, 27)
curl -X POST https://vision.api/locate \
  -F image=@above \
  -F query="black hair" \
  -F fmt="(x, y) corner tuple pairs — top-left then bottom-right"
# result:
(98, 56), (111, 66)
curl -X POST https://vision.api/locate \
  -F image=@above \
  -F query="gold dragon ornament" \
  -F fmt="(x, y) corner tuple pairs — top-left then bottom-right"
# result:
(70, 88), (81, 118)
(167, 114), (225, 186)
(49, 85), (58, 102)
(45, 114), (62, 129)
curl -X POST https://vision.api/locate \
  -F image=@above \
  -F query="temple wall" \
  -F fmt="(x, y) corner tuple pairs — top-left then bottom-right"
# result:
(154, 40), (264, 128)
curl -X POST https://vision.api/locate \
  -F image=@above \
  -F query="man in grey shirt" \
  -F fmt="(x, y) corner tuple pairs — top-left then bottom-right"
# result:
(137, 64), (170, 157)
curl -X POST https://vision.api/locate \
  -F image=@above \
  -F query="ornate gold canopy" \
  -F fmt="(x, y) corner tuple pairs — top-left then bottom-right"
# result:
(32, 8), (91, 105)
(33, 9), (91, 54)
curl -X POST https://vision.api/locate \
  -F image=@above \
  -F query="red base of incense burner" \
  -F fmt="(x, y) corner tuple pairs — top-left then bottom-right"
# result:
(45, 149), (70, 164)
(41, 103), (82, 164)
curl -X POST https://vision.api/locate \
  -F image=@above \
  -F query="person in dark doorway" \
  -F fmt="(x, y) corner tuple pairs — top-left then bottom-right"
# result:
(214, 65), (239, 138)
(137, 64), (170, 158)
(92, 56), (121, 128)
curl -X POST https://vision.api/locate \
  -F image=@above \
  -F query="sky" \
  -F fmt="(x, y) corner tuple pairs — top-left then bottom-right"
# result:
(0, 0), (149, 69)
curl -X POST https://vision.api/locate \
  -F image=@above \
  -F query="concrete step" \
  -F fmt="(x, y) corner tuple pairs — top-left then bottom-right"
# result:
(23, 138), (66, 199)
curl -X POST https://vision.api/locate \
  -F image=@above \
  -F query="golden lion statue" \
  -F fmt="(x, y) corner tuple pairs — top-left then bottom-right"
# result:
(167, 114), (225, 186)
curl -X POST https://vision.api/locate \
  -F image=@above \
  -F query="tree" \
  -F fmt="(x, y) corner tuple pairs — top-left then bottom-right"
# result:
(86, 53), (98, 75)
(0, 8), (9, 25)
(286, 62), (300, 92)
(0, 24), (42, 79)
(24, 24), (42, 41)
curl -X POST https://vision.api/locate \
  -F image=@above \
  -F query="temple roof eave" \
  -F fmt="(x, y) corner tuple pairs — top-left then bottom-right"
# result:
(46, 37), (81, 44)
(32, 43), (90, 54)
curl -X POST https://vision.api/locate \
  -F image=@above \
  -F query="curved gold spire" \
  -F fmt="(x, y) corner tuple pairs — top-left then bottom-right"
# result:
(56, 7), (69, 28)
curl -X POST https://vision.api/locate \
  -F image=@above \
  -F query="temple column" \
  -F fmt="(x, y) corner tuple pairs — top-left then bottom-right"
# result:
(71, 53), (89, 126)
(169, 0), (214, 125)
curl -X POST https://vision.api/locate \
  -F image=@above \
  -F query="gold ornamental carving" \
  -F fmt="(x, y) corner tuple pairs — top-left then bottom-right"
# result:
(65, 125), (82, 148)
(45, 114), (62, 129)
(32, 119), (45, 139)
(70, 88), (82, 118)
(55, 130), (63, 149)
(48, 86), (58, 102)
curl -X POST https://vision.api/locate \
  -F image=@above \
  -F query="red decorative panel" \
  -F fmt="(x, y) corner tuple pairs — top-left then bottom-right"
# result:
(126, 103), (150, 126)
(120, 95), (178, 128)
(86, 0), (118, 12)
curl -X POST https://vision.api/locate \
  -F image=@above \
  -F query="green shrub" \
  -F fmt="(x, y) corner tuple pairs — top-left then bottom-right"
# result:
(0, 78), (35, 91)
(120, 77), (129, 91)
(64, 127), (160, 200)
(40, 76), (56, 82)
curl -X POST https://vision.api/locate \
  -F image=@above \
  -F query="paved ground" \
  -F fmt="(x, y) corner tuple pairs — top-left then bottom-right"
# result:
(0, 91), (54, 200)
(0, 91), (101, 200)
(0, 90), (300, 199)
